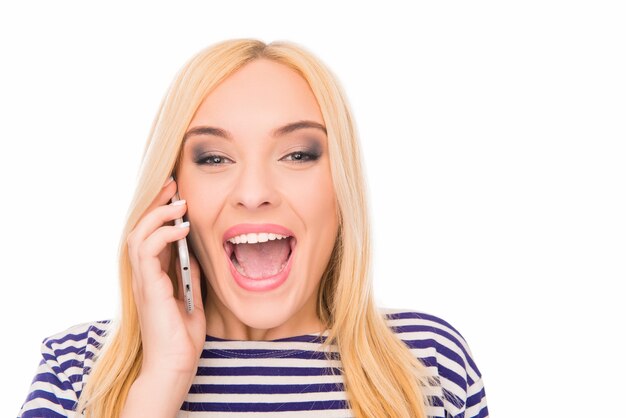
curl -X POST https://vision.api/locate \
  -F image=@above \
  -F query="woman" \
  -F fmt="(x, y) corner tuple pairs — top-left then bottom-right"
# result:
(18, 39), (488, 418)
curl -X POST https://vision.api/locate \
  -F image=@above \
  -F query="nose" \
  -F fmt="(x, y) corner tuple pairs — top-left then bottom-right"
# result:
(229, 160), (281, 211)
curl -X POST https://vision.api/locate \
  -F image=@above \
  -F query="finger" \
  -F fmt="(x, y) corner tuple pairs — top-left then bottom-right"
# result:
(128, 200), (187, 258)
(135, 223), (190, 293)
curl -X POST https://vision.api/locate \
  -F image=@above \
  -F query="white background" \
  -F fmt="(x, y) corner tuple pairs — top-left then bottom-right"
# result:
(2, 1), (624, 416)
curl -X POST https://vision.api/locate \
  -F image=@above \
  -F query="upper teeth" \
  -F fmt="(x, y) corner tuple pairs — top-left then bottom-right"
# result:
(227, 233), (290, 244)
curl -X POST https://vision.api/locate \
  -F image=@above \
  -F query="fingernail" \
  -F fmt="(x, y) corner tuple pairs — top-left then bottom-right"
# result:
(163, 176), (174, 187)
(170, 199), (186, 206)
(177, 221), (190, 228)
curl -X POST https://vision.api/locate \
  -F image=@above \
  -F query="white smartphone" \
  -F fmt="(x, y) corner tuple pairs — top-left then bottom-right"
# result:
(170, 179), (194, 314)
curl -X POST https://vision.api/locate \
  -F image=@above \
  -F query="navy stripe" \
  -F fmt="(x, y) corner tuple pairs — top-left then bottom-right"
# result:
(43, 326), (106, 346)
(473, 405), (489, 418)
(23, 390), (77, 411)
(418, 355), (439, 368)
(181, 399), (349, 412)
(189, 382), (345, 394)
(36, 366), (75, 393)
(67, 373), (83, 385)
(202, 348), (340, 360)
(443, 387), (466, 409)
(205, 334), (328, 343)
(31, 372), (64, 386)
(437, 363), (468, 393)
(402, 338), (466, 370)
(394, 324), (479, 373)
(59, 358), (84, 371)
(385, 311), (464, 337)
(197, 366), (343, 376)
(467, 387), (487, 408)
(21, 408), (68, 418)
(52, 344), (86, 357)
(87, 336), (104, 348)
(390, 313), (483, 380)
(429, 395), (444, 408)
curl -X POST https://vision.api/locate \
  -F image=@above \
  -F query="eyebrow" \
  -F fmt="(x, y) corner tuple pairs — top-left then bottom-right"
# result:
(182, 120), (327, 143)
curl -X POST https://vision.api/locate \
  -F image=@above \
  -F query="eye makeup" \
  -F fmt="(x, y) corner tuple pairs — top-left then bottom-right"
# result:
(189, 136), (324, 165)
(300, 138), (322, 157)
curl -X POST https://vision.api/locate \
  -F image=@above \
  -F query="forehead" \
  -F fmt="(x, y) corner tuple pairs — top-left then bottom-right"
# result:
(188, 59), (324, 131)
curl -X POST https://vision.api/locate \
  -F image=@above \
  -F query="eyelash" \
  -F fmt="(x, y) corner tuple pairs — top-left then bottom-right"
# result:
(196, 151), (320, 166)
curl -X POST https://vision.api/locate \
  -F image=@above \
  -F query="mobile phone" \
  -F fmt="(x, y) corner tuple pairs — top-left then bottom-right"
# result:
(170, 175), (194, 314)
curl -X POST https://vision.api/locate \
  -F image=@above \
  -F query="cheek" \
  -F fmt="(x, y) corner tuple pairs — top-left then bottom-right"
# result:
(284, 166), (337, 236)
(184, 179), (232, 250)
(187, 185), (228, 222)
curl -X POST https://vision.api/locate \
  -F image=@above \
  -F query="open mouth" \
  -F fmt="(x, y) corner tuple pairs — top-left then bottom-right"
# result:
(223, 235), (296, 280)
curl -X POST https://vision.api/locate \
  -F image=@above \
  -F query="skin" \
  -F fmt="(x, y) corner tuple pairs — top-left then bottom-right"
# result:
(175, 58), (339, 341)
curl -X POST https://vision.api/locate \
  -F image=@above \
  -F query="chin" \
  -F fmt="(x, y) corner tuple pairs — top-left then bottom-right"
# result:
(231, 301), (295, 332)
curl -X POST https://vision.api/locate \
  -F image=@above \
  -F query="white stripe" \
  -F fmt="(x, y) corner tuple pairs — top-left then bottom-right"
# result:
(26, 379), (77, 401)
(19, 397), (74, 415)
(424, 405), (445, 418)
(465, 380), (488, 417)
(191, 374), (344, 385)
(199, 357), (343, 368)
(397, 327), (477, 379)
(185, 389), (348, 403)
(53, 364), (83, 378)
(191, 373), (442, 397)
(386, 315), (468, 346)
(465, 399), (488, 418)
(205, 340), (337, 352)
(56, 350), (87, 366)
(467, 379), (485, 397)
(407, 344), (467, 380)
(395, 328), (468, 359)
(421, 381), (444, 397)
(176, 409), (354, 418)
(45, 331), (105, 352)
(401, 331), (470, 373)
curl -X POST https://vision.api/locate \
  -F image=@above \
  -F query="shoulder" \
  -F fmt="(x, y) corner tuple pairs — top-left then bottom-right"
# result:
(42, 318), (112, 345)
(380, 307), (489, 418)
(39, 319), (113, 390)
(380, 307), (473, 356)
(19, 319), (115, 417)
(41, 318), (112, 357)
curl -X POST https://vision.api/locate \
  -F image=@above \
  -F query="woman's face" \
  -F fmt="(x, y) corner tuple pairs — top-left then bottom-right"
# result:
(177, 59), (339, 340)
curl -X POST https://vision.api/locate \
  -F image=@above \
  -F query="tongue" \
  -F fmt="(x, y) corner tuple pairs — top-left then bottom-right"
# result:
(233, 239), (291, 279)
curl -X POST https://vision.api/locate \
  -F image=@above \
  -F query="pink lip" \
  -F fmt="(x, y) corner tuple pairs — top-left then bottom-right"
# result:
(222, 223), (297, 292)
(223, 223), (295, 242)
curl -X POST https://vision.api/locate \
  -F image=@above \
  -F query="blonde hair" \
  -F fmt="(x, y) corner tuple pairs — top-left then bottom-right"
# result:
(77, 38), (430, 417)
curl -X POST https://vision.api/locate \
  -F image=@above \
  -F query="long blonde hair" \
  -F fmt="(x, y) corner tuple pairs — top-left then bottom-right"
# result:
(77, 38), (430, 418)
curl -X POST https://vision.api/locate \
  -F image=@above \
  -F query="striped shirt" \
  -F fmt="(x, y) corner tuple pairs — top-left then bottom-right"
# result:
(18, 309), (488, 417)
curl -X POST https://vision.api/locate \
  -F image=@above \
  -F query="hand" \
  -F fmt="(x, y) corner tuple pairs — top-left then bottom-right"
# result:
(126, 177), (206, 377)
